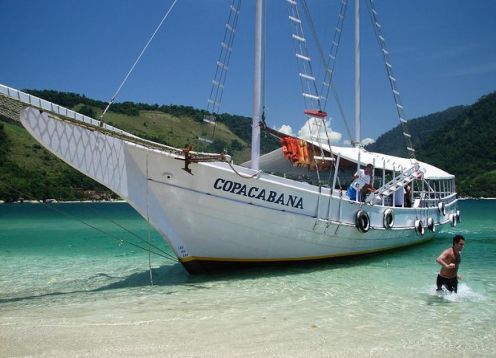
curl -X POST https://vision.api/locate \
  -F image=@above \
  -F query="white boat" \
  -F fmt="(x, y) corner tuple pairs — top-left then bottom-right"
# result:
(0, 0), (459, 273)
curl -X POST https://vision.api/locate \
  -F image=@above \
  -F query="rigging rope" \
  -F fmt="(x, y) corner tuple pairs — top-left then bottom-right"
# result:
(206, 0), (241, 116)
(302, 0), (331, 157)
(3, 183), (178, 263)
(317, 0), (348, 111)
(286, 0), (328, 180)
(300, 0), (353, 144)
(286, 0), (322, 112)
(145, 151), (154, 285)
(227, 160), (261, 179)
(201, 0), (241, 147)
(366, 0), (416, 159)
(288, 0), (343, 189)
(99, 0), (180, 124)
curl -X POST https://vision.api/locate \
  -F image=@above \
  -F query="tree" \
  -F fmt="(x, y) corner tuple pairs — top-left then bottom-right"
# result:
(79, 105), (97, 118)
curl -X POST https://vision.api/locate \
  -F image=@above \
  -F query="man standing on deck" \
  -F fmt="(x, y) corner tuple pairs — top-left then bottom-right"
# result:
(436, 235), (465, 293)
(348, 164), (375, 201)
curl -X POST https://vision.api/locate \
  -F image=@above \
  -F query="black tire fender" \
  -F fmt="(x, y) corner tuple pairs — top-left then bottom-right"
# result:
(427, 217), (435, 232)
(383, 208), (394, 229)
(415, 219), (425, 236)
(355, 210), (370, 233)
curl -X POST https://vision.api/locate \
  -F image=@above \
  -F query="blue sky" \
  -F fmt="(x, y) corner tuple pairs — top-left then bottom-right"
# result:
(1, 0), (495, 145)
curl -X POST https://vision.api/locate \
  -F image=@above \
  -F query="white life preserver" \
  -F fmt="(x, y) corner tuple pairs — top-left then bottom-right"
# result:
(355, 210), (370, 233)
(437, 202), (446, 216)
(383, 208), (394, 229)
(427, 217), (435, 232)
(415, 219), (425, 236)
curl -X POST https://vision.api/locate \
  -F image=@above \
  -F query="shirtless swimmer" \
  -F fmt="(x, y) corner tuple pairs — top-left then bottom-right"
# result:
(436, 235), (465, 293)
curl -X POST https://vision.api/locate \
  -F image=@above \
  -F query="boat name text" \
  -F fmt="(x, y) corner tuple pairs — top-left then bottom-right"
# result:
(213, 178), (304, 209)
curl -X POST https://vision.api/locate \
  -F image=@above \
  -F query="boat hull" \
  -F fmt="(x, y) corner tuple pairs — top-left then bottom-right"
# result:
(18, 106), (458, 273)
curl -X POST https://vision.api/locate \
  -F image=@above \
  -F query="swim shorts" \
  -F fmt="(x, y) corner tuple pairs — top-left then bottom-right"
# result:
(436, 274), (458, 293)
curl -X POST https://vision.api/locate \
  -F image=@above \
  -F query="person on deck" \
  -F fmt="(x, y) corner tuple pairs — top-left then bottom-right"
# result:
(347, 164), (375, 201)
(404, 184), (412, 207)
(436, 235), (465, 293)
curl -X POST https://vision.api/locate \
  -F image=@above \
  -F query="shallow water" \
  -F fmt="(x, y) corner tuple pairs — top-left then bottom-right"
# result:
(0, 200), (495, 357)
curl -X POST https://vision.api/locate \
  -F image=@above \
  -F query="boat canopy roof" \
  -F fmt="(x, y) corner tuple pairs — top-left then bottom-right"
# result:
(244, 142), (454, 180)
(328, 145), (454, 180)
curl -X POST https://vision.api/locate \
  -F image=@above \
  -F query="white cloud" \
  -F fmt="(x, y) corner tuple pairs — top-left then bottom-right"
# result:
(361, 137), (375, 146)
(341, 138), (374, 146)
(329, 131), (343, 144)
(277, 124), (293, 136)
(297, 117), (342, 145)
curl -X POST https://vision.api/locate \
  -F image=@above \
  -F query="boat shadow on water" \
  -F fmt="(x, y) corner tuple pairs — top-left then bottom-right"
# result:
(0, 242), (438, 305)
(95, 239), (438, 291)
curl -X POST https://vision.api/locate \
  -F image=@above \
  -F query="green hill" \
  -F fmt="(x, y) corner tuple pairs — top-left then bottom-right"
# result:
(0, 90), (279, 202)
(2, 89), (495, 200)
(366, 106), (466, 158)
(367, 92), (496, 197)
(416, 93), (496, 197)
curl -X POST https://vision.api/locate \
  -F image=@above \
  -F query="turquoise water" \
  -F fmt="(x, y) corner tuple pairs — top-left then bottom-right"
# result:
(0, 200), (495, 357)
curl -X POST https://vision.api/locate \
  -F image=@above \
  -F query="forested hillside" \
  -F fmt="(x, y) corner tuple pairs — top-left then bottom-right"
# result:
(1, 89), (495, 201)
(367, 92), (496, 197)
(366, 106), (466, 158)
(0, 90), (279, 202)
(416, 93), (496, 197)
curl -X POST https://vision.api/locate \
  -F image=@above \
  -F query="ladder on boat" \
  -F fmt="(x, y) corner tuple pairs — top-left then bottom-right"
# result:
(203, 0), (241, 125)
(286, 0), (321, 111)
(286, 0), (332, 161)
(368, 0), (415, 159)
(366, 163), (424, 204)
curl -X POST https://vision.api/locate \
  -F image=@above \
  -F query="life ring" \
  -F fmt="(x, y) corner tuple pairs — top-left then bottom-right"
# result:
(355, 210), (370, 233)
(456, 210), (461, 224)
(427, 217), (435, 232)
(415, 219), (425, 236)
(437, 202), (446, 216)
(383, 208), (394, 229)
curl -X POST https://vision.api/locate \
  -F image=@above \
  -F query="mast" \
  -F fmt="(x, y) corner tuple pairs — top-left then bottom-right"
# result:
(250, 0), (263, 170)
(354, 0), (361, 147)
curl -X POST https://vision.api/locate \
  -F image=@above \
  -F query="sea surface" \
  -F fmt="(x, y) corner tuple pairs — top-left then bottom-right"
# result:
(0, 200), (495, 357)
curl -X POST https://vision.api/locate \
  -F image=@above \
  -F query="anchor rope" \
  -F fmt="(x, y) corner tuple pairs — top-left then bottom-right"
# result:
(227, 160), (261, 179)
(145, 151), (154, 285)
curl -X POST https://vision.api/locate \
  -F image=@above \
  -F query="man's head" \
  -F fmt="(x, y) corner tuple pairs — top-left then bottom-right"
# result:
(365, 164), (373, 174)
(453, 235), (465, 251)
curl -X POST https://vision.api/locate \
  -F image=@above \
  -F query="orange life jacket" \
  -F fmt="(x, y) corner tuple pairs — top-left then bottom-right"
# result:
(281, 137), (299, 162)
(281, 137), (313, 167)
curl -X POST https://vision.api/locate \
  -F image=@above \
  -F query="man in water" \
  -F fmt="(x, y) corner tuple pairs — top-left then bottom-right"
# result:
(436, 235), (465, 293)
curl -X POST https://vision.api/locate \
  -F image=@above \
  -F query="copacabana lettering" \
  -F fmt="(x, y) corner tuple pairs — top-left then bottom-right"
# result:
(213, 178), (303, 209)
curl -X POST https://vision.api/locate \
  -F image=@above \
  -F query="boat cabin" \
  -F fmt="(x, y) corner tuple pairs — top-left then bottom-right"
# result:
(248, 143), (456, 210)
